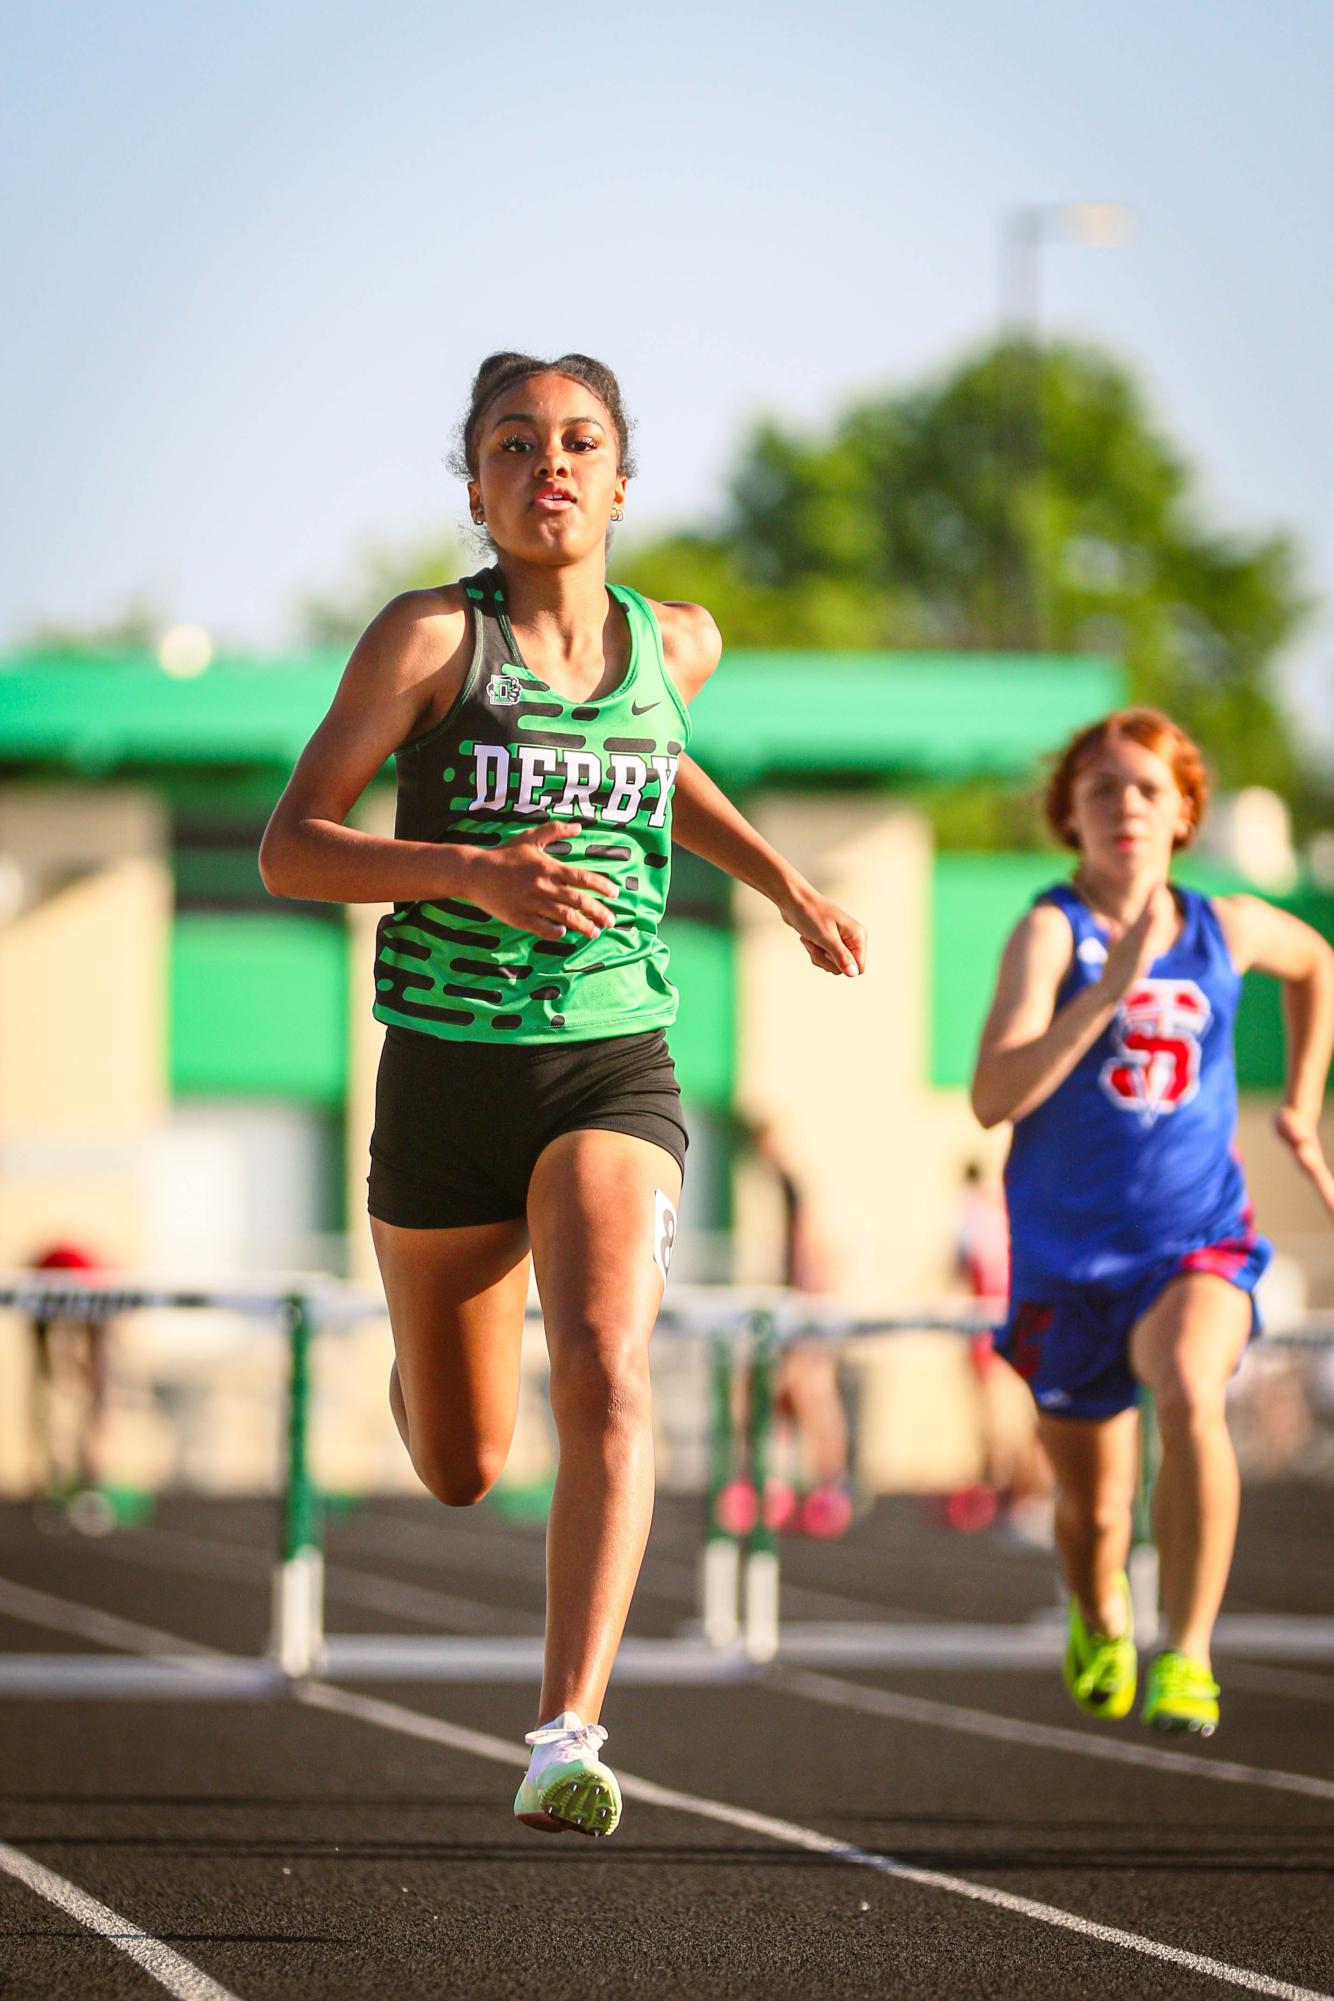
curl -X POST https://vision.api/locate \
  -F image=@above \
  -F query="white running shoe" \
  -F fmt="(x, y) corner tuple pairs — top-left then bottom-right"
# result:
(513, 1710), (622, 1837)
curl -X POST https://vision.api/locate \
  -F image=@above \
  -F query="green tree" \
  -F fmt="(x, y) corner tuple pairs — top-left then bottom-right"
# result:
(297, 531), (470, 649)
(622, 339), (1310, 797)
(21, 596), (163, 655)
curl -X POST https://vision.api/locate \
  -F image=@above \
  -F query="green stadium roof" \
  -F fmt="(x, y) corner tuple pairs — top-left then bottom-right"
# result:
(0, 649), (1124, 782)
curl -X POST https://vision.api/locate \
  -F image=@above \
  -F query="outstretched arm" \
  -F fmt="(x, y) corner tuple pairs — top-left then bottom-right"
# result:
(1217, 895), (1334, 1218)
(653, 598), (866, 979)
(672, 756), (866, 977)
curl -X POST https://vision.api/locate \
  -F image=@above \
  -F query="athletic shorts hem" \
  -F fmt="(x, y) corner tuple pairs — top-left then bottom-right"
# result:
(545, 1116), (686, 1182)
(368, 1115), (687, 1230)
(367, 1156), (526, 1230)
(997, 1232), (1272, 1423)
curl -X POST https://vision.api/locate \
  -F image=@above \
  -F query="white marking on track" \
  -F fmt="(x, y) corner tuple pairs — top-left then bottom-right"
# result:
(0, 1575), (218, 1660)
(0, 1577), (1329, 1992)
(770, 1666), (1334, 1805)
(294, 1683), (1332, 2001)
(126, 1526), (545, 1635)
(0, 1841), (243, 2001)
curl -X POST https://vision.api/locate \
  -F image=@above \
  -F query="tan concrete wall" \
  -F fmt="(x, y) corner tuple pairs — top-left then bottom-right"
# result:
(1235, 1099), (1334, 1309)
(0, 785), (172, 1492)
(731, 795), (1008, 1488)
(344, 791), (395, 1287)
(733, 794), (1007, 1304)
(0, 787), (170, 1266)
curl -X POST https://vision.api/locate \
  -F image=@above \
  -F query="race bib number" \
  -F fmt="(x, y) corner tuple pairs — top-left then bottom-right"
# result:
(653, 1189), (677, 1283)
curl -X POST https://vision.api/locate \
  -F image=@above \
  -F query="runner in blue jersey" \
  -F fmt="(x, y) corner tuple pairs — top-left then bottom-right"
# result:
(972, 709), (1334, 1735)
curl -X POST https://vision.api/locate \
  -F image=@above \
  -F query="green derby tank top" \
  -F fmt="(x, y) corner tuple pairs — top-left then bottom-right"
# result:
(373, 568), (692, 1042)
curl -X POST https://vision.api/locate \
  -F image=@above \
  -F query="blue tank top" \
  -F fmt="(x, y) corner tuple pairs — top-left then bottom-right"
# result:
(1004, 883), (1253, 1285)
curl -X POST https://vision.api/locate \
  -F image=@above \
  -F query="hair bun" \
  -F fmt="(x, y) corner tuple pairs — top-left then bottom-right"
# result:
(471, 352), (536, 395)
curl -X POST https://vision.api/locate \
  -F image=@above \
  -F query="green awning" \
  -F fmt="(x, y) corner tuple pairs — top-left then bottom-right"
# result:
(0, 648), (1124, 782)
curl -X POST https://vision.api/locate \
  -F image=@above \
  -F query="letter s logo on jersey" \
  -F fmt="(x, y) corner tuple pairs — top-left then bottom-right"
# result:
(1100, 979), (1211, 1128)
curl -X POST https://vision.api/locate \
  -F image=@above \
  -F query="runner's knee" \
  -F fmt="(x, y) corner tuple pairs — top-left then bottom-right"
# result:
(1057, 1484), (1131, 1540)
(549, 1325), (651, 1431)
(1151, 1368), (1228, 1442)
(412, 1437), (507, 1508)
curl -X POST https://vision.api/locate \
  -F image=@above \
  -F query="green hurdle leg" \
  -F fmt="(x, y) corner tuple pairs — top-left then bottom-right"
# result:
(743, 1310), (780, 1662)
(271, 1294), (326, 1677)
(700, 1328), (742, 1648)
(1130, 1386), (1160, 1645)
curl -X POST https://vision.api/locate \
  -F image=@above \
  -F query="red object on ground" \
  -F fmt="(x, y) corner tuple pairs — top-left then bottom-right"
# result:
(33, 1243), (102, 1272)
(714, 1477), (801, 1537)
(715, 1478), (759, 1537)
(945, 1483), (999, 1533)
(793, 1482), (855, 1540)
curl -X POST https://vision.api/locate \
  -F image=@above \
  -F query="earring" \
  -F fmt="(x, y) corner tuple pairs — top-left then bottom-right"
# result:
(611, 508), (624, 522)
(471, 510), (485, 525)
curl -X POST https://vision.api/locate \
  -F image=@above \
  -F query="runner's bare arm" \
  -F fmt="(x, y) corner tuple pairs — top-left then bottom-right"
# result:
(653, 601), (866, 978)
(972, 903), (1136, 1128)
(672, 756), (865, 977)
(259, 592), (617, 939)
(1216, 895), (1334, 1217)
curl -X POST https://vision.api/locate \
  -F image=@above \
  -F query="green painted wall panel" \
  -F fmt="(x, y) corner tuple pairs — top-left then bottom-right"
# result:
(661, 919), (734, 1109)
(172, 916), (348, 1103)
(172, 912), (728, 1111)
(930, 855), (1056, 1089)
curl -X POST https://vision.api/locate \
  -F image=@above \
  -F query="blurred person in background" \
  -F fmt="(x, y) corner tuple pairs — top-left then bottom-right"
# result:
(972, 709), (1334, 1737)
(27, 1241), (115, 1533)
(947, 1160), (1053, 1541)
(260, 352), (866, 1838)
(722, 1120), (854, 1539)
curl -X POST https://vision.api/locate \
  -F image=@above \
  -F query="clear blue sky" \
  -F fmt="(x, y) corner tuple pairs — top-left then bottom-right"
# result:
(4, 1), (1330, 747)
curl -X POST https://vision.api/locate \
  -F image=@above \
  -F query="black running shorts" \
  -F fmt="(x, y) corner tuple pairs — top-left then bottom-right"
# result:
(368, 1026), (688, 1229)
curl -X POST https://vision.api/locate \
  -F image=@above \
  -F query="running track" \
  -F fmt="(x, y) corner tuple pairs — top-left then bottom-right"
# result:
(0, 1484), (1329, 1999)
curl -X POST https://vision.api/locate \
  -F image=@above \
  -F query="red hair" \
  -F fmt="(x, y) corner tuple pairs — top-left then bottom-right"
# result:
(1044, 708), (1209, 852)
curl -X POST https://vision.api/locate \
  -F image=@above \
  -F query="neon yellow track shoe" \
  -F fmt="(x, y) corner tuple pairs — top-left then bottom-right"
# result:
(1063, 1573), (1137, 1720)
(1141, 1651), (1219, 1737)
(513, 1711), (622, 1837)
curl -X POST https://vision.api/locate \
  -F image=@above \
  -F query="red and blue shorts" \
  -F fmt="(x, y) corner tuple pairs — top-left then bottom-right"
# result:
(995, 1234), (1272, 1422)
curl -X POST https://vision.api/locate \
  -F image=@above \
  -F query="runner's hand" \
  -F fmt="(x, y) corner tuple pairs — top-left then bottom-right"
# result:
(461, 823), (617, 941)
(780, 886), (867, 978)
(1273, 1106), (1334, 1221)
(1096, 886), (1176, 1003)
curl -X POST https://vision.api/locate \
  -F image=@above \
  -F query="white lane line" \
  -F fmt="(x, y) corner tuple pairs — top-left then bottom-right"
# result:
(4, 1568), (1332, 1804)
(126, 1527), (544, 1637)
(0, 1656), (281, 1696)
(0, 1841), (243, 2001)
(0, 1579), (1328, 1995)
(295, 1683), (1331, 2001)
(770, 1667), (1334, 1804)
(0, 1575), (219, 1662)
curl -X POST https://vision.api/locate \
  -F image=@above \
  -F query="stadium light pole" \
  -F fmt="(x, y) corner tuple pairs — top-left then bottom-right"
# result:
(1000, 202), (1135, 648)
(1002, 201), (1135, 338)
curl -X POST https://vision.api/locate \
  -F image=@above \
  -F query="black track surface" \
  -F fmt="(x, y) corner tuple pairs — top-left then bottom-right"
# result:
(0, 1484), (1330, 2000)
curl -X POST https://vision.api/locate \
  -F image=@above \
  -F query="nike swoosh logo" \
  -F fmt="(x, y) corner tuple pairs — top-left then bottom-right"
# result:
(631, 699), (659, 715)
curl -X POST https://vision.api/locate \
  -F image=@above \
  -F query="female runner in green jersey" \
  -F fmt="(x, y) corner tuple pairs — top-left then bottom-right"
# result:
(261, 352), (867, 1836)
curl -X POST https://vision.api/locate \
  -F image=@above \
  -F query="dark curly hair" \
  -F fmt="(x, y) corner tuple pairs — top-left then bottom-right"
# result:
(453, 352), (637, 482)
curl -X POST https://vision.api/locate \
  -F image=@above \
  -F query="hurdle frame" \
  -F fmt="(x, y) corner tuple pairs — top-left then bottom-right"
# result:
(1, 1273), (1329, 1687)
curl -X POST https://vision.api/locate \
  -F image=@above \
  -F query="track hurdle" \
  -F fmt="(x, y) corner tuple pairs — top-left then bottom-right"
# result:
(0, 1271), (381, 1680)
